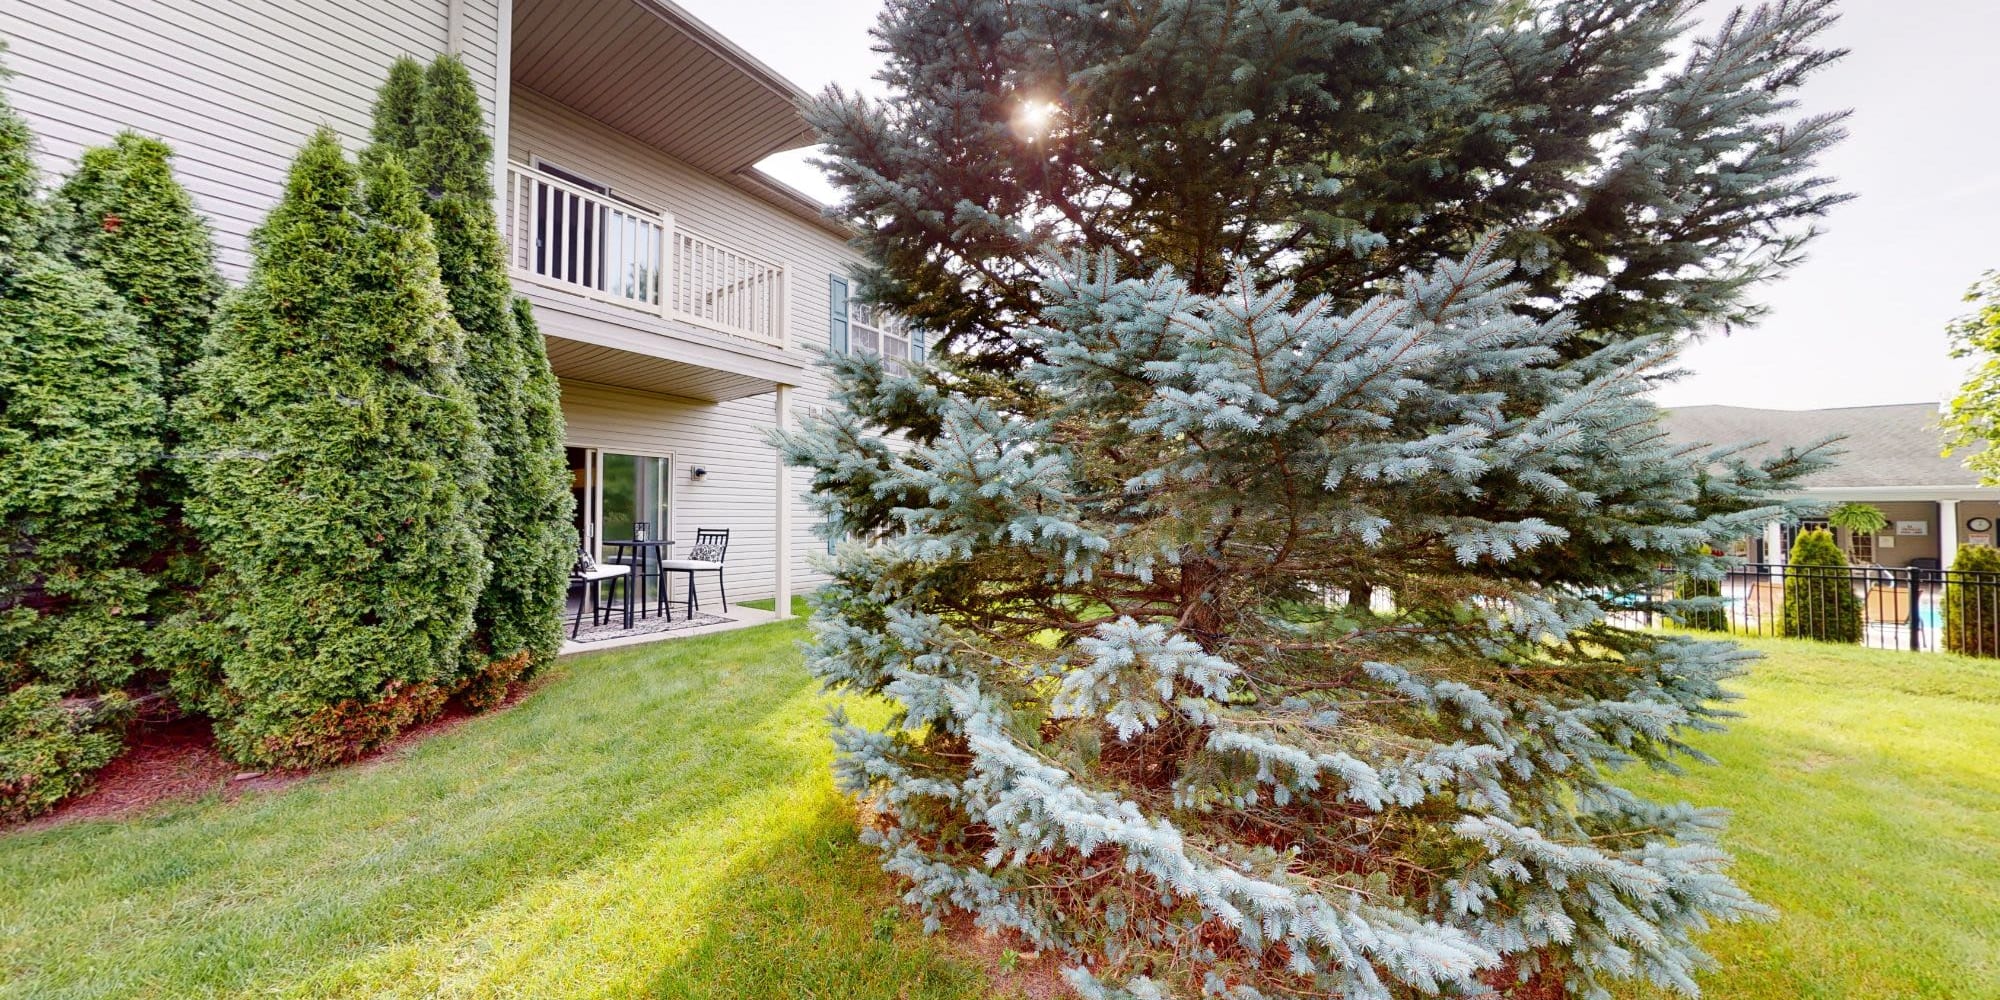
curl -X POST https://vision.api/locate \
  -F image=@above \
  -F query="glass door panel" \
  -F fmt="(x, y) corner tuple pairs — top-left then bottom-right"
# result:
(599, 454), (670, 544)
(597, 452), (672, 609)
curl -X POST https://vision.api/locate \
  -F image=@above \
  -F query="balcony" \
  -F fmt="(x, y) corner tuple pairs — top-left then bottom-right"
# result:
(502, 162), (788, 350)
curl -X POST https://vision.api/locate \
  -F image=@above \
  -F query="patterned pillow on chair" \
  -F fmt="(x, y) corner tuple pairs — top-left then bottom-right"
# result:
(687, 542), (725, 563)
(573, 544), (598, 576)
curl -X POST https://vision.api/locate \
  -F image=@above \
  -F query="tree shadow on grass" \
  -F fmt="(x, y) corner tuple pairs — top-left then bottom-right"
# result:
(643, 793), (1002, 1000)
(283, 737), (1005, 999)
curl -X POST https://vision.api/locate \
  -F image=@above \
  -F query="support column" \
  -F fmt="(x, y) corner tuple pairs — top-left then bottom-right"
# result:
(773, 384), (794, 620)
(1763, 520), (1786, 566)
(490, 0), (514, 234)
(1940, 499), (1960, 568)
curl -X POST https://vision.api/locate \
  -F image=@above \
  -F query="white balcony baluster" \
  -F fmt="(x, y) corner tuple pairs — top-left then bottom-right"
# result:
(503, 162), (785, 348)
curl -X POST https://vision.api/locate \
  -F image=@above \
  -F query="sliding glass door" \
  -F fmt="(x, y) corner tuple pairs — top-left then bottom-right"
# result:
(567, 446), (675, 610)
(599, 453), (671, 546)
(567, 447), (673, 554)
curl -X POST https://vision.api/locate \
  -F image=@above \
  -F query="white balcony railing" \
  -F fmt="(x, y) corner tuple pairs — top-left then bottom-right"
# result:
(503, 163), (787, 349)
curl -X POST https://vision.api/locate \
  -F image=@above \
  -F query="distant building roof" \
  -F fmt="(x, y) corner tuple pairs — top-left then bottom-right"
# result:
(1659, 402), (1979, 489)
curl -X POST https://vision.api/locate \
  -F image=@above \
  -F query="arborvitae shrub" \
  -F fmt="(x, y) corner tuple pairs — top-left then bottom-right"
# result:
(0, 684), (131, 823)
(57, 131), (225, 648)
(1780, 528), (1862, 643)
(368, 56), (425, 154)
(57, 131), (222, 391)
(1673, 573), (1728, 631)
(504, 294), (574, 668)
(370, 56), (573, 686)
(1944, 544), (2000, 657)
(177, 131), (487, 767)
(0, 256), (161, 689)
(0, 82), (163, 818)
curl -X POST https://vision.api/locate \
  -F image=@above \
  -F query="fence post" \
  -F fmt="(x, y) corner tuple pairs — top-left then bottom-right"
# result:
(1907, 566), (1923, 652)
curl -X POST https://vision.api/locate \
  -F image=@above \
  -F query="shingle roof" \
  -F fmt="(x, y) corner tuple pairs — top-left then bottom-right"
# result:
(1658, 402), (1978, 489)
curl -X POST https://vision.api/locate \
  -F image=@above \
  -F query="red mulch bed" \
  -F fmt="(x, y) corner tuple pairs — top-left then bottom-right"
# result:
(14, 715), (296, 832)
(11, 678), (550, 834)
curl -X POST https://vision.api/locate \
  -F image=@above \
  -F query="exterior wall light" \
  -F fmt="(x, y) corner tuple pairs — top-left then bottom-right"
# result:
(690, 466), (708, 482)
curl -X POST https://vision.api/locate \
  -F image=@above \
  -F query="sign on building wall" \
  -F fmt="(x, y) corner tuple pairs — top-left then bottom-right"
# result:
(1894, 520), (1929, 536)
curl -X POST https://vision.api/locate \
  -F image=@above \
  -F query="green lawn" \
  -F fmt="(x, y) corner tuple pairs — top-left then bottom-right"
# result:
(0, 618), (996, 1000)
(1, 624), (1994, 999)
(1617, 637), (2000, 1000)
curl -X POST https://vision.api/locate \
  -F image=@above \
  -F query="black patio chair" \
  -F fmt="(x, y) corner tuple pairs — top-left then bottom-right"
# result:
(568, 544), (633, 638)
(658, 528), (729, 617)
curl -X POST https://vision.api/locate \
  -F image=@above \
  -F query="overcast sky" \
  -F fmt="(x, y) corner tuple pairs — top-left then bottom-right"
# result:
(681, 0), (2000, 412)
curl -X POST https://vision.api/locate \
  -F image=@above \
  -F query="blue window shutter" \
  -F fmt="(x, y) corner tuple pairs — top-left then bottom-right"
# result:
(911, 327), (927, 364)
(829, 275), (850, 354)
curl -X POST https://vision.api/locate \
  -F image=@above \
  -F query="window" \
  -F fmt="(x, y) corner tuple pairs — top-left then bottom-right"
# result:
(537, 159), (609, 196)
(831, 275), (925, 367)
(851, 301), (912, 362)
(1849, 530), (1875, 564)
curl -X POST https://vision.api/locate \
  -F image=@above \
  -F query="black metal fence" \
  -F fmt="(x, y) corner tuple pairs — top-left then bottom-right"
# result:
(1611, 563), (2000, 654)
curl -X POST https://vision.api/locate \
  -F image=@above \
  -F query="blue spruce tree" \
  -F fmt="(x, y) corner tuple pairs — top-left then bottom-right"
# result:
(796, 3), (1849, 994)
(783, 241), (1828, 998)
(812, 0), (1849, 373)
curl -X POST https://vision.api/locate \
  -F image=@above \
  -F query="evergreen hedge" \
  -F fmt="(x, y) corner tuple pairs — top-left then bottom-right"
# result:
(372, 55), (573, 692)
(0, 685), (129, 822)
(6, 54), (562, 804)
(500, 292), (575, 675)
(177, 130), (488, 767)
(1781, 528), (1862, 643)
(1944, 544), (2000, 657)
(0, 82), (164, 817)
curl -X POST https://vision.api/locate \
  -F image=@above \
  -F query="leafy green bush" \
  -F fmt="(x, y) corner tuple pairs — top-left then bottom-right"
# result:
(1781, 528), (1862, 643)
(56, 132), (225, 658)
(0, 685), (131, 822)
(371, 56), (573, 683)
(1944, 544), (2000, 657)
(177, 131), (488, 767)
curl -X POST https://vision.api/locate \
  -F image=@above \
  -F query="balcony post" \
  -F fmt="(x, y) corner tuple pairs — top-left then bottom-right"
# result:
(659, 213), (674, 319)
(490, 0), (512, 238)
(773, 383), (794, 620)
(776, 263), (790, 348)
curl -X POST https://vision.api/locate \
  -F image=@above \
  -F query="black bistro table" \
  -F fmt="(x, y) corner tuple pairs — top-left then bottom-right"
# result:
(605, 539), (675, 620)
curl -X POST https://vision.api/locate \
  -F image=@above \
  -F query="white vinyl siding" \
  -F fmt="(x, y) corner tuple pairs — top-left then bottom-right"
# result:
(0, 0), (501, 278)
(559, 380), (832, 601)
(510, 88), (852, 357)
(512, 91), (865, 598)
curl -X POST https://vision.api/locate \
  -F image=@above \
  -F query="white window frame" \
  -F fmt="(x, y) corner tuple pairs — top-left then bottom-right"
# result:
(848, 299), (912, 364)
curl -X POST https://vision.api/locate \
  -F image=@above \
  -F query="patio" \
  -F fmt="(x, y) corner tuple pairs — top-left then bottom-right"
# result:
(558, 600), (780, 655)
